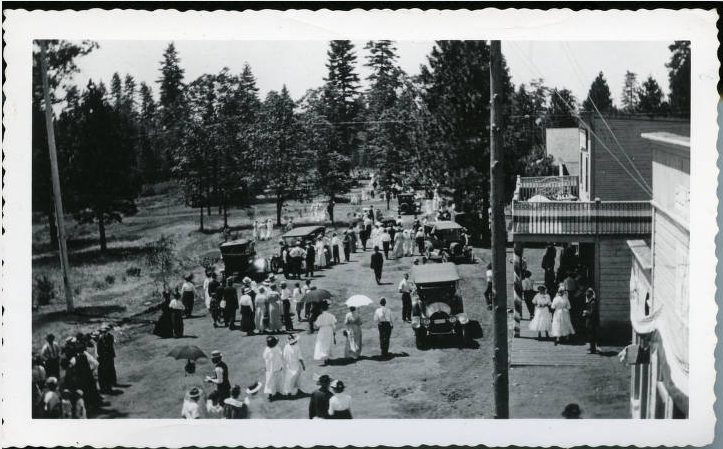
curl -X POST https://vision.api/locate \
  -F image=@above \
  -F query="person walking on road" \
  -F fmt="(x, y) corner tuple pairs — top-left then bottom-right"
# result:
(263, 336), (284, 401)
(254, 287), (269, 333)
(550, 287), (575, 345)
(305, 242), (316, 278)
(582, 288), (600, 354)
(373, 297), (394, 357)
(282, 334), (306, 396)
(205, 350), (231, 402)
(414, 227), (425, 256)
(370, 246), (384, 285)
(381, 228), (392, 259)
(342, 231), (352, 262)
(529, 285), (552, 340)
(239, 287), (256, 335)
(223, 278), (239, 330)
(484, 263), (494, 310)
(181, 273), (196, 318)
(521, 270), (535, 320)
(313, 301), (337, 365)
(344, 306), (363, 359)
(398, 273), (413, 322)
(308, 374), (334, 419)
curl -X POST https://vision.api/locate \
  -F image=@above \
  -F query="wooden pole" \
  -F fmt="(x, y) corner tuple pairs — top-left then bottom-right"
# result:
(40, 41), (74, 312)
(489, 40), (509, 419)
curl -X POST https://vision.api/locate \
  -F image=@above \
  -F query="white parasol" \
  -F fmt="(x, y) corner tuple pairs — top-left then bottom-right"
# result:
(345, 294), (373, 307)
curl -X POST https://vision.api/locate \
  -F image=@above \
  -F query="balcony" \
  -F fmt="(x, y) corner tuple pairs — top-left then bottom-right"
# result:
(508, 175), (652, 242)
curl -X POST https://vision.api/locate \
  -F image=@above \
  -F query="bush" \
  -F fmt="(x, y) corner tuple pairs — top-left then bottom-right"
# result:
(125, 267), (142, 277)
(105, 275), (115, 285)
(34, 275), (56, 306)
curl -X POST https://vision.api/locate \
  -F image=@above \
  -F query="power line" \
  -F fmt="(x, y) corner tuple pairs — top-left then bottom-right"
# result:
(561, 42), (653, 194)
(508, 42), (653, 198)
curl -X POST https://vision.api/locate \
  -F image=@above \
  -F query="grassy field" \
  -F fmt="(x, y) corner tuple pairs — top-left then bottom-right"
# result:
(32, 183), (630, 418)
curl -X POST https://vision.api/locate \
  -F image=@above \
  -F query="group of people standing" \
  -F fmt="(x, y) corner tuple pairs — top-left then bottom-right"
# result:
(32, 325), (118, 418)
(251, 218), (275, 241)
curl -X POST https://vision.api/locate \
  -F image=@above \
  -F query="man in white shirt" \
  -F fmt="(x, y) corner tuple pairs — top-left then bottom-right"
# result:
(373, 297), (394, 357)
(398, 273), (413, 322)
(381, 228), (392, 259)
(485, 263), (494, 310)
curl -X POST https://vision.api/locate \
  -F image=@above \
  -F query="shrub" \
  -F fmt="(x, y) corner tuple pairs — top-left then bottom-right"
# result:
(145, 235), (178, 291)
(105, 275), (115, 285)
(125, 267), (142, 277)
(34, 275), (56, 306)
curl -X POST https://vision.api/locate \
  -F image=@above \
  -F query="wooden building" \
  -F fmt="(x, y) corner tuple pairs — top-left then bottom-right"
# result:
(627, 132), (689, 419)
(508, 116), (689, 336)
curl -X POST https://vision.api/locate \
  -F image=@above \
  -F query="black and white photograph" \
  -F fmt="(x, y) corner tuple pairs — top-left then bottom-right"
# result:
(2, 7), (718, 448)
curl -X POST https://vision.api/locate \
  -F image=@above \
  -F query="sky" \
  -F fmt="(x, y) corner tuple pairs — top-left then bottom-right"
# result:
(68, 40), (674, 107)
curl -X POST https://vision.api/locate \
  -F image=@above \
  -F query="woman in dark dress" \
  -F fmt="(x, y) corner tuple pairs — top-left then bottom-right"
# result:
(153, 291), (174, 338)
(239, 287), (256, 335)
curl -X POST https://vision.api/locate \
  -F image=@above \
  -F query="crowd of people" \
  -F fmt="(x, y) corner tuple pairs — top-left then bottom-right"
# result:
(524, 244), (600, 354)
(32, 325), (118, 418)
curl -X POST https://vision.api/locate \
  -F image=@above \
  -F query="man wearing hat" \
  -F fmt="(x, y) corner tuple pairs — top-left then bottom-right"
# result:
(370, 246), (384, 285)
(205, 350), (231, 401)
(223, 277), (239, 330)
(305, 241), (316, 278)
(181, 273), (196, 317)
(308, 374), (334, 419)
(97, 324), (117, 393)
(41, 333), (61, 379)
(582, 288), (600, 354)
(373, 297), (394, 357)
(288, 241), (303, 279)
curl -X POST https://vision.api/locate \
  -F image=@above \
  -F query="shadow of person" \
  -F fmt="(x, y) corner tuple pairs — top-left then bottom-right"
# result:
(367, 352), (410, 361)
(272, 391), (313, 401)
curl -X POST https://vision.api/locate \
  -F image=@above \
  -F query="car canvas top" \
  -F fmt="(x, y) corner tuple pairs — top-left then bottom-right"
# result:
(281, 226), (325, 238)
(426, 221), (463, 230)
(411, 262), (460, 283)
(220, 238), (252, 248)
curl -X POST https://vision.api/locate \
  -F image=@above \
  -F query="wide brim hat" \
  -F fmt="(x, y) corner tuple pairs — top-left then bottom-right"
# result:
(537, 285), (547, 291)
(331, 380), (345, 392)
(100, 324), (110, 332)
(188, 387), (201, 399)
(246, 381), (262, 394)
(316, 374), (332, 386)
(242, 277), (252, 284)
(266, 336), (278, 347)
(288, 334), (299, 345)
(211, 350), (223, 360)
(46, 376), (58, 385)
(184, 273), (194, 282)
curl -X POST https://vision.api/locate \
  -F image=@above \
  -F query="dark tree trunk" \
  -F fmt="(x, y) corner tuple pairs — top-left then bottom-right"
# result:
(328, 197), (335, 224)
(98, 211), (107, 253)
(276, 196), (283, 226)
(47, 201), (58, 248)
(223, 194), (228, 228)
(206, 185), (211, 216)
(199, 205), (204, 232)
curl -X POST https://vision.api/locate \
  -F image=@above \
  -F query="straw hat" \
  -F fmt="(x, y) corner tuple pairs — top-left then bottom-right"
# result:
(246, 381), (262, 394)
(188, 387), (201, 400)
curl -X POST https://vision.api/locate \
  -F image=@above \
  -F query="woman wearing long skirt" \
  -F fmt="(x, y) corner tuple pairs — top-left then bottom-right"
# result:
(254, 288), (269, 333)
(528, 285), (552, 340)
(243, 382), (268, 418)
(314, 237), (326, 269)
(313, 301), (337, 365)
(266, 218), (274, 241)
(550, 288), (575, 345)
(153, 291), (174, 338)
(252, 220), (259, 241)
(282, 334), (306, 396)
(344, 306), (363, 359)
(391, 229), (405, 259)
(239, 288), (256, 335)
(169, 290), (185, 338)
(263, 336), (283, 401)
(267, 287), (284, 333)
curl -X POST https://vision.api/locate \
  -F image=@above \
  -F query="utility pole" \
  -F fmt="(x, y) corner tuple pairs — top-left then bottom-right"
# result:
(489, 40), (509, 419)
(40, 41), (74, 312)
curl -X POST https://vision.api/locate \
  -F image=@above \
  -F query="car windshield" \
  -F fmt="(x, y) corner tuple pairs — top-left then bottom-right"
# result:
(416, 284), (456, 304)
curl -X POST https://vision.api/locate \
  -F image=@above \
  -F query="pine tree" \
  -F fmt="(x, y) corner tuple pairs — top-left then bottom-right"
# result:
(156, 42), (187, 178)
(323, 40), (361, 161)
(621, 70), (639, 113)
(582, 71), (614, 113)
(637, 76), (664, 117)
(364, 40), (403, 112)
(666, 41), (690, 116)
(138, 82), (160, 184)
(548, 88), (578, 127)
(110, 72), (123, 109)
(122, 74), (137, 115)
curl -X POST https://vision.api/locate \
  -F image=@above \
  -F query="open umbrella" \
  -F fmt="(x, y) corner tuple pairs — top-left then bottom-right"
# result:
(345, 294), (373, 308)
(167, 345), (207, 361)
(304, 289), (332, 304)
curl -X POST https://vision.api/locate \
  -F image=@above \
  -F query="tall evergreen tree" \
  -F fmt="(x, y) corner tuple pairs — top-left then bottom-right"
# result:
(137, 82), (160, 184)
(637, 76), (664, 117)
(582, 71), (614, 113)
(122, 74), (137, 115)
(364, 40), (403, 112)
(156, 42), (187, 178)
(323, 40), (361, 162)
(621, 70), (639, 112)
(666, 41), (691, 116)
(548, 88), (578, 127)
(110, 72), (123, 109)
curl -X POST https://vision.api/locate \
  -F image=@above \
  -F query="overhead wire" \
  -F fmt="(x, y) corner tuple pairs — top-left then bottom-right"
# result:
(561, 42), (653, 194)
(507, 41), (654, 198)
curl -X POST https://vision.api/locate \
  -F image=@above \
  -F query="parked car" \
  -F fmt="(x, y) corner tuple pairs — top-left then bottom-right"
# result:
(423, 221), (474, 263)
(219, 239), (271, 281)
(411, 263), (471, 349)
(280, 225), (326, 247)
(397, 192), (421, 215)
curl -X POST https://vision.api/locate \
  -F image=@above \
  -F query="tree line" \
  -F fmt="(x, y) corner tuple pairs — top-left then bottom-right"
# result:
(32, 40), (691, 252)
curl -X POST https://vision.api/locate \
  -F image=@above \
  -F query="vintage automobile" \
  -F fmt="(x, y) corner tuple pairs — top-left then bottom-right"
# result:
(397, 192), (421, 215)
(423, 221), (474, 263)
(280, 225), (327, 247)
(219, 239), (272, 281)
(411, 263), (470, 349)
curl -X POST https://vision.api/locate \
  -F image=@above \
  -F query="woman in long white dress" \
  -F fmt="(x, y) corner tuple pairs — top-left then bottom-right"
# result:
(252, 220), (259, 241)
(266, 218), (273, 240)
(314, 237), (326, 268)
(263, 336), (283, 400)
(391, 228), (405, 259)
(282, 334), (306, 396)
(243, 382), (268, 418)
(550, 287), (575, 345)
(254, 288), (268, 333)
(344, 306), (363, 359)
(528, 285), (552, 340)
(313, 301), (337, 365)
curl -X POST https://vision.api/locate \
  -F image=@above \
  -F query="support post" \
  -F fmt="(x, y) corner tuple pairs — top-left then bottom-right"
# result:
(40, 41), (74, 312)
(489, 40), (509, 419)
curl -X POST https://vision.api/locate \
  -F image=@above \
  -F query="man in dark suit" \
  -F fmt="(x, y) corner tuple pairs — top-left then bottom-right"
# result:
(370, 246), (384, 285)
(582, 288), (599, 354)
(305, 242), (315, 278)
(223, 278), (239, 330)
(308, 374), (333, 419)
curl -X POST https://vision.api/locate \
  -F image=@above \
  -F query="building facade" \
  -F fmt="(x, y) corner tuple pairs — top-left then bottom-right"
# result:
(627, 132), (689, 419)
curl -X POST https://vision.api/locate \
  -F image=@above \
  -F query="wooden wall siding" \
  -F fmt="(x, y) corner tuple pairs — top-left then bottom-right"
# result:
(653, 211), (689, 318)
(599, 239), (634, 324)
(652, 149), (690, 227)
(590, 117), (690, 201)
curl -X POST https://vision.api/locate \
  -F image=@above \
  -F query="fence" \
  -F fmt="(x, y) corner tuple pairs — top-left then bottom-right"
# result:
(514, 175), (580, 201)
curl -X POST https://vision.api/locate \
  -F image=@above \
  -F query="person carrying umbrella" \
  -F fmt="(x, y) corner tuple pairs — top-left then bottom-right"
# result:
(205, 350), (230, 401)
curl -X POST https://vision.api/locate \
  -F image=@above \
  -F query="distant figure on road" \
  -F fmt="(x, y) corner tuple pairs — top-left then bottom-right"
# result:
(263, 336), (284, 401)
(181, 273), (196, 317)
(254, 287), (269, 333)
(313, 301), (337, 365)
(381, 228), (392, 259)
(484, 263), (493, 310)
(370, 246), (384, 285)
(521, 270), (535, 320)
(398, 273), (413, 322)
(267, 285), (283, 333)
(223, 278), (239, 330)
(415, 227), (425, 255)
(169, 289), (185, 338)
(550, 287), (575, 345)
(308, 374), (333, 419)
(205, 350), (230, 401)
(373, 297), (393, 357)
(97, 324), (117, 393)
(305, 242), (316, 278)
(282, 334), (306, 396)
(266, 218), (274, 240)
(252, 220), (259, 241)
(344, 306), (363, 359)
(239, 287), (256, 335)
